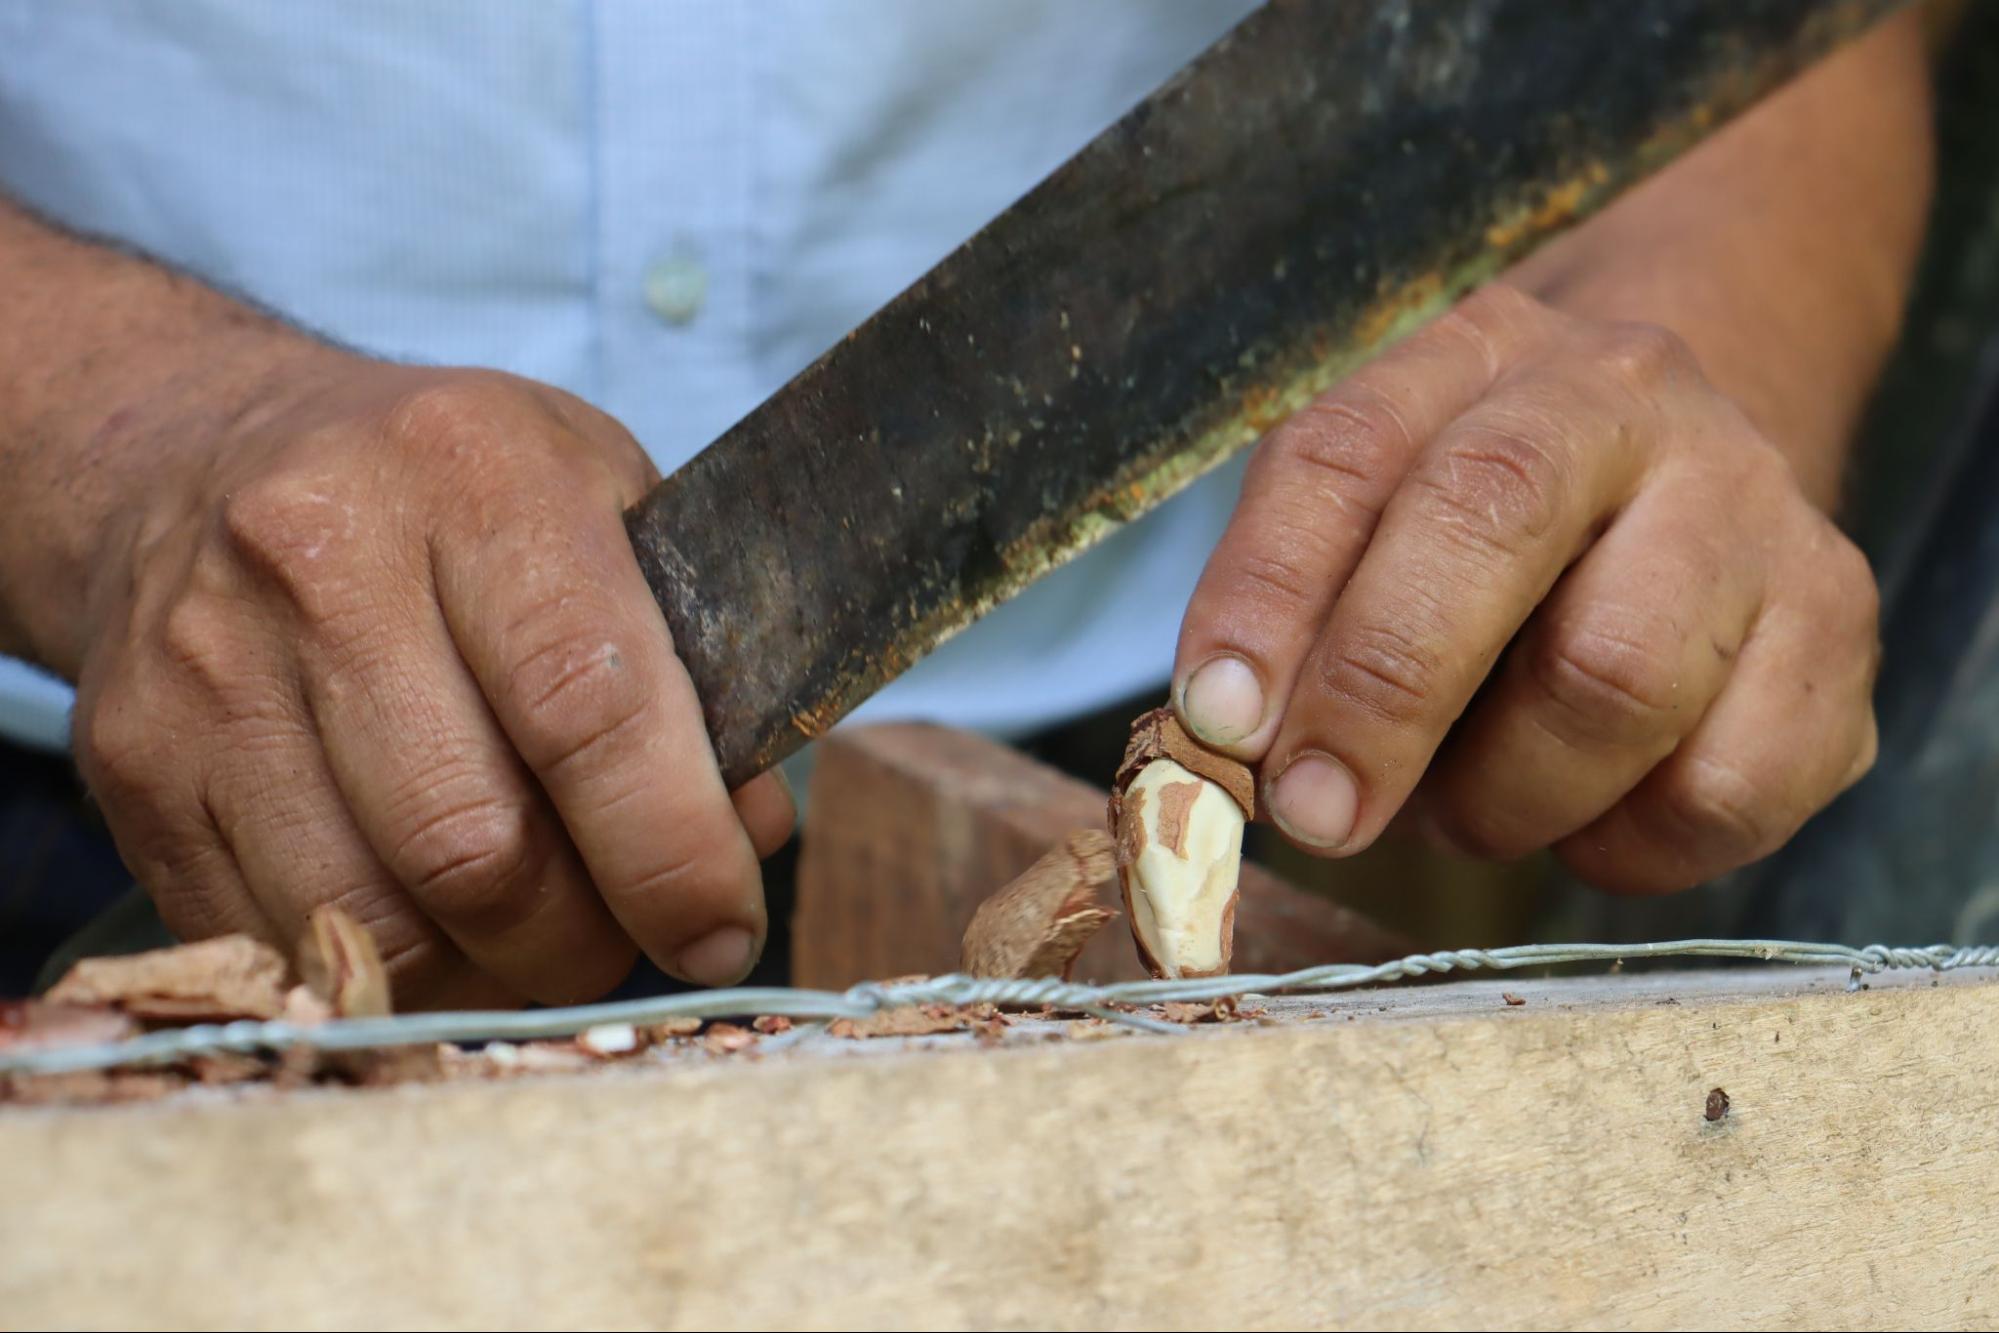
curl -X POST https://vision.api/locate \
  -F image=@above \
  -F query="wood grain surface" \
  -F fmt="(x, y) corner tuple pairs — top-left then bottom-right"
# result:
(4, 967), (1993, 1330)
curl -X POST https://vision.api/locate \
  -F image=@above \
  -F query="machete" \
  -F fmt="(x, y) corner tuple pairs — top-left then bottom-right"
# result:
(625, 0), (1904, 789)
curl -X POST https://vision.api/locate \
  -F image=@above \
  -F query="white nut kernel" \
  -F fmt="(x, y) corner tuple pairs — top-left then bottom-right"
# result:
(1119, 758), (1246, 979)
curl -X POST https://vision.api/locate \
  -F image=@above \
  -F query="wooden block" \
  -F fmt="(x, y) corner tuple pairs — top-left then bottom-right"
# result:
(4, 969), (1994, 1329)
(792, 722), (1411, 986)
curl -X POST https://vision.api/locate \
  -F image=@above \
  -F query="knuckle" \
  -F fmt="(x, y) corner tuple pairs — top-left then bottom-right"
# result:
(1654, 756), (1783, 858)
(153, 595), (301, 732)
(1318, 620), (1444, 728)
(383, 375), (519, 454)
(1527, 616), (1687, 746)
(1226, 544), (1325, 615)
(220, 472), (357, 586)
(150, 884), (253, 945)
(217, 477), (389, 636)
(1412, 417), (1568, 556)
(1274, 386), (1416, 488)
(390, 790), (544, 928)
(1445, 283), (1550, 351)
(1824, 533), (1881, 631)
(383, 375), (571, 492)
(156, 594), (239, 693)
(101, 796), (231, 919)
(624, 829), (756, 924)
(1431, 789), (1538, 862)
(1849, 712), (1880, 783)
(72, 695), (146, 792)
(1779, 518), (1880, 654)
(503, 628), (653, 774)
(1597, 321), (1696, 392)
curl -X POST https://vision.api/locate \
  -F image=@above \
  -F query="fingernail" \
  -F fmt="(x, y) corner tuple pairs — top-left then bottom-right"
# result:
(1179, 655), (1266, 745)
(1268, 753), (1360, 850)
(674, 926), (757, 988)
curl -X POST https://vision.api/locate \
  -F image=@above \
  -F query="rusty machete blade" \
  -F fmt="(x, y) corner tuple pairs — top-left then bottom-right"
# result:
(625, 0), (1902, 788)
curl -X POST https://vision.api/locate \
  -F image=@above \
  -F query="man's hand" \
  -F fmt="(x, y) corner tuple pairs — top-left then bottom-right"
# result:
(69, 360), (791, 1007)
(1174, 283), (1879, 893)
(1172, 8), (1934, 894)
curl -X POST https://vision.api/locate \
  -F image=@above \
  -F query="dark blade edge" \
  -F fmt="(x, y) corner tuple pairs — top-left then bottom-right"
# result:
(627, 0), (1904, 788)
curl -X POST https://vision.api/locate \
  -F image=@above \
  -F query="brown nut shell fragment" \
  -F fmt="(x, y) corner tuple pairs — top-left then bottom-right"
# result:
(0, 1000), (138, 1054)
(46, 935), (289, 1022)
(1111, 707), (1255, 820)
(960, 829), (1118, 979)
(1109, 708), (1253, 981)
(296, 906), (392, 1019)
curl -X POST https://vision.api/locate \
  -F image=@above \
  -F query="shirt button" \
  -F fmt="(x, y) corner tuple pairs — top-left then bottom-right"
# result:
(643, 255), (708, 326)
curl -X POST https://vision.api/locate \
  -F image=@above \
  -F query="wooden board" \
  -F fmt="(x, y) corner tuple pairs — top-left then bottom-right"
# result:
(5, 967), (1995, 1330)
(793, 722), (1412, 986)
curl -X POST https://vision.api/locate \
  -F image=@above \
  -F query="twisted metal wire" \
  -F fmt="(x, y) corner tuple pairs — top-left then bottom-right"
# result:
(7, 938), (1995, 1077)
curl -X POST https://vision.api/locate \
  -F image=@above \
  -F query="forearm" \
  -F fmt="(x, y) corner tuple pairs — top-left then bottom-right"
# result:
(1511, 10), (1934, 510)
(0, 198), (347, 676)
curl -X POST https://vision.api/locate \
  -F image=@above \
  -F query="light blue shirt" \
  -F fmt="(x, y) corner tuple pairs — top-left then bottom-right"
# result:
(0, 0), (1258, 753)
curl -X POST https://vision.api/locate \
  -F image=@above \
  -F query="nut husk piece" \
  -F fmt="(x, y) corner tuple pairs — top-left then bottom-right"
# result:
(296, 906), (392, 1018)
(46, 935), (290, 1022)
(960, 829), (1118, 979)
(1110, 707), (1254, 819)
(1109, 707), (1255, 980)
(0, 1000), (138, 1053)
(829, 1005), (973, 1039)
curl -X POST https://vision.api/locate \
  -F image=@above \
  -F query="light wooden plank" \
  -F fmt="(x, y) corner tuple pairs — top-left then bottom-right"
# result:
(4, 968), (1995, 1330)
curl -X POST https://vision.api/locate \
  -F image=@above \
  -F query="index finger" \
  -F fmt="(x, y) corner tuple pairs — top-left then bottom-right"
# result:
(430, 419), (767, 987)
(1262, 336), (1673, 854)
(1172, 285), (1551, 758)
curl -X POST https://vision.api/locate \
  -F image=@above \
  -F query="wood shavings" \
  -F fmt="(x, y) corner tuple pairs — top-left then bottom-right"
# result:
(2, 1069), (187, 1105)
(960, 830), (1117, 980)
(46, 936), (290, 1022)
(512, 1044), (593, 1073)
(188, 1053), (267, 1086)
(700, 1023), (759, 1055)
(964, 1003), (1009, 1044)
(644, 1017), (704, 1041)
(457, 1042), (595, 1077)
(828, 1005), (970, 1039)
(340, 1045), (449, 1087)
(0, 1000), (137, 1053)
(751, 1015), (794, 1035)
(1151, 997), (1243, 1025)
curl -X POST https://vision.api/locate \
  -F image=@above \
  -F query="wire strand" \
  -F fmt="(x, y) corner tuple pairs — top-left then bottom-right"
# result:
(6, 938), (1994, 1076)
